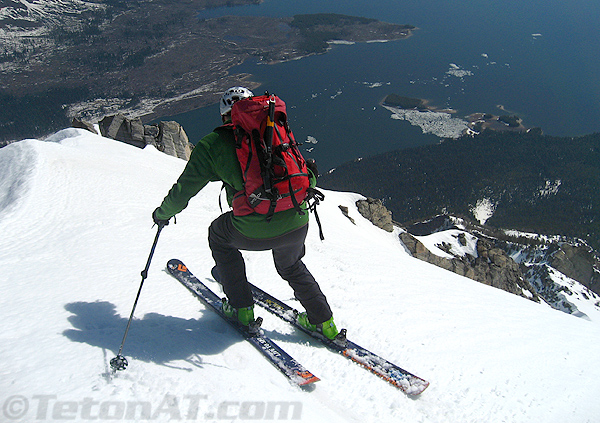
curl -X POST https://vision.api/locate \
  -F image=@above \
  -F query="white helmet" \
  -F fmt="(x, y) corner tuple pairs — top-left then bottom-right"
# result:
(220, 86), (254, 115)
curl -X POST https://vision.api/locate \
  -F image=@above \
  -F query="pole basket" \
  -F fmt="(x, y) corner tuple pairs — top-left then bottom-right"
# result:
(110, 355), (128, 371)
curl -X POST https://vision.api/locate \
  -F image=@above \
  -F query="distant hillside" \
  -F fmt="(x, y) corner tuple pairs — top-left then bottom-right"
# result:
(0, 0), (413, 141)
(320, 130), (600, 249)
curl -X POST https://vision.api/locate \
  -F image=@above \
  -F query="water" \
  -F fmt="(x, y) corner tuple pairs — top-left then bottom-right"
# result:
(162, 0), (600, 170)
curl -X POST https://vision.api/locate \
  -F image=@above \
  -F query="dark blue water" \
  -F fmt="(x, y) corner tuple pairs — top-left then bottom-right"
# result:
(163, 0), (600, 170)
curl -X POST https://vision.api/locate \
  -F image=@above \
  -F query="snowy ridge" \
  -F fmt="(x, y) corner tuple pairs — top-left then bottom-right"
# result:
(0, 0), (104, 65)
(412, 224), (600, 318)
(0, 0), (102, 25)
(1, 129), (600, 422)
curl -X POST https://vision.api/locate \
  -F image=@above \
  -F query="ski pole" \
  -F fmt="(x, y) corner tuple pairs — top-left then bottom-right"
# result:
(110, 223), (165, 372)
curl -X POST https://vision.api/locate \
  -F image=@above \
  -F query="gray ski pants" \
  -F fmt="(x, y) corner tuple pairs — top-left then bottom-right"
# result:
(208, 212), (332, 324)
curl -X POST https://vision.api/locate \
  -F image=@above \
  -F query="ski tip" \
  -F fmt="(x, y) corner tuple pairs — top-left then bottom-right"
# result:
(294, 369), (320, 386)
(297, 372), (320, 386)
(166, 259), (188, 274)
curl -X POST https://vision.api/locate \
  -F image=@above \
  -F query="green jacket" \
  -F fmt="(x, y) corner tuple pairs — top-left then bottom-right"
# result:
(155, 125), (313, 239)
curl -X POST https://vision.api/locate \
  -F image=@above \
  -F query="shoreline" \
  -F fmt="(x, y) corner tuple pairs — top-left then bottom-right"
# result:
(142, 28), (417, 122)
(381, 94), (456, 114)
(466, 112), (530, 133)
(67, 29), (416, 126)
(66, 74), (261, 125)
(2, 4), (418, 142)
(381, 94), (534, 138)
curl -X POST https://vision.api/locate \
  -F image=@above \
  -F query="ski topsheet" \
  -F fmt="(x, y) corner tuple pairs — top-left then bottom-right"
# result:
(166, 259), (319, 387)
(248, 282), (430, 396)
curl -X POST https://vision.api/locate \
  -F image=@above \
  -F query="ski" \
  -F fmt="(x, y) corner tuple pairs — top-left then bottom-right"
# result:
(248, 282), (430, 396)
(166, 259), (319, 387)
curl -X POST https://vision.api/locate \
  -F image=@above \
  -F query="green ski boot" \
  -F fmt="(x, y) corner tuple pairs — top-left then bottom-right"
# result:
(297, 312), (339, 340)
(222, 300), (255, 327)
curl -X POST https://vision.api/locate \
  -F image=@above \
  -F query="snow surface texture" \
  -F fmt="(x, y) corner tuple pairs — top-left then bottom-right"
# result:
(1, 129), (600, 422)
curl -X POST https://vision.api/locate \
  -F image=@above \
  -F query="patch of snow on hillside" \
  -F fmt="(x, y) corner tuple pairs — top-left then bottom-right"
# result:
(546, 266), (599, 318)
(503, 229), (562, 243)
(472, 198), (495, 224)
(538, 179), (562, 197)
(0, 0), (103, 23)
(0, 0), (105, 62)
(415, 229), (478, 259)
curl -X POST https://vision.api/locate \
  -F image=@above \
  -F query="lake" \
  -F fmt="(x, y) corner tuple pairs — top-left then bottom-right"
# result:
(160, 0), (600, 170)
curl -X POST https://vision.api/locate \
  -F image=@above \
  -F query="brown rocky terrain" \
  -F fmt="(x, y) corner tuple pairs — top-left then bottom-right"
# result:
(1, 0), (414, 131)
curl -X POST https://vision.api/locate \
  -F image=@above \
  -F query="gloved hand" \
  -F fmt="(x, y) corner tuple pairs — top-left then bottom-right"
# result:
(306, 158), (319, 178)
(152, 208), (171, 228)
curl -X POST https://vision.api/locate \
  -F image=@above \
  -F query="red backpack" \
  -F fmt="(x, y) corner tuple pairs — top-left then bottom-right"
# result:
(229, 94), (311, 220)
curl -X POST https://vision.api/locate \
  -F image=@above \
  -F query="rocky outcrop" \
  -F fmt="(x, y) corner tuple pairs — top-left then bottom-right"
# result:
(398, 213), (600, 317)
(356, 198), (393, 232)
(156, 121), (192, 160)
(98, 114), (146, 148)
(475, 239), (537, 297)
(551, 243), (600, 294)
(339, 205), (356, 225)
(522, 263), (588, 317)
(83, 114), (192, 160)
(71, 117), (97, 134)
(399, 231), (539, 301)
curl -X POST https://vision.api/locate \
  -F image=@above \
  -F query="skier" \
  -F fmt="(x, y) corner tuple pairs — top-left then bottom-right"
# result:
(153, 87), (339, 340)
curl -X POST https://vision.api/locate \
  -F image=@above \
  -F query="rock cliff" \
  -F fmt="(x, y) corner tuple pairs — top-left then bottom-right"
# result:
(349, 200), (600, 317)
(356, 198), (393, 232)
(76, 114), (193, 160)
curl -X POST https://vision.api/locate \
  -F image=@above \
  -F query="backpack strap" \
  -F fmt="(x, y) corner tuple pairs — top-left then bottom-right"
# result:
(213, 124), (237, 214)
(266, 198), (277, 222)
(305, 187), (325, 240)
(218, 183), (227, 214)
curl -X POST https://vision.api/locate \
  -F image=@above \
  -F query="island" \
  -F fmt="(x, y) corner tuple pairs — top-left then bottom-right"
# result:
(382, 94), (533, 135)
(466, 111), (532, 134)
(0, 0), (415, 141)
(382, 94), (456, 113)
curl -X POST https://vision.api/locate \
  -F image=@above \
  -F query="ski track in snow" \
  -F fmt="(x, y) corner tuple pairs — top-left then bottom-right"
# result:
(1, 129), (600, 422)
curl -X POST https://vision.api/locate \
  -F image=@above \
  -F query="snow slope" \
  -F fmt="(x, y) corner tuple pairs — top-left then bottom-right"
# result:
(1, 129), (600, 422)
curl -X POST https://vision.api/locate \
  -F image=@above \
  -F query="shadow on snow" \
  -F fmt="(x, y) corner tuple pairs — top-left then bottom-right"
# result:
(63, 301), (240, 369)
